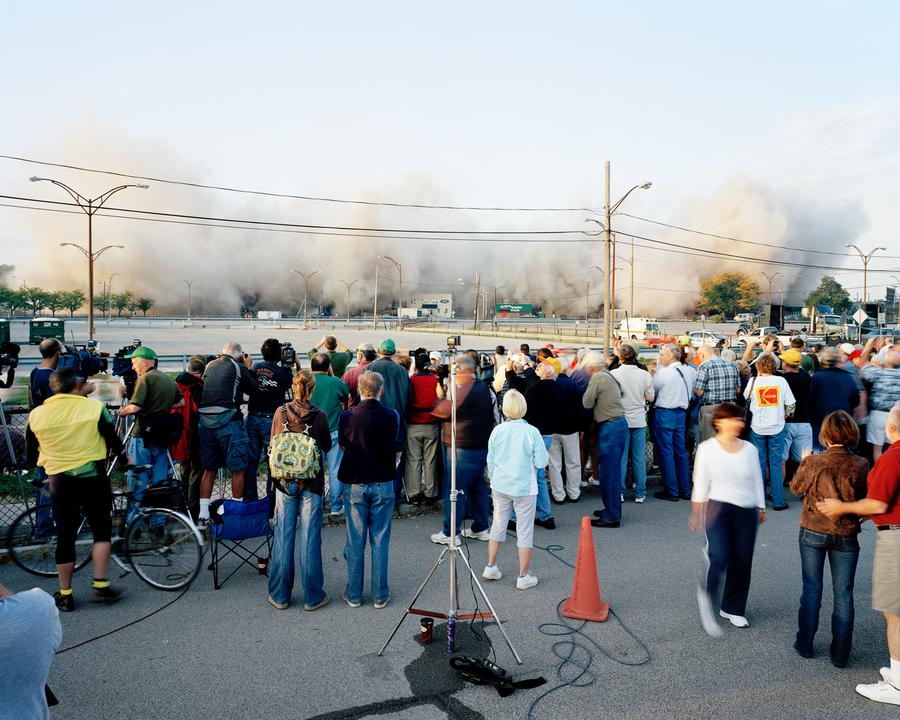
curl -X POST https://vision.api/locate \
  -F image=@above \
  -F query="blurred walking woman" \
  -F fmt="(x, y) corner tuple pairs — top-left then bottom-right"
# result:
(789, 410), (868, 667)
(691, 402), (766, 637)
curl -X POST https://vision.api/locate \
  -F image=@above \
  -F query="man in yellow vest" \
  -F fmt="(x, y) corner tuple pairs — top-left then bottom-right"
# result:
(26, 367), (127, 612)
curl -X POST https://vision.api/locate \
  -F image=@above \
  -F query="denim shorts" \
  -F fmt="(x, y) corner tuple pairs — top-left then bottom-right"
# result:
(199, 417), (250, 472)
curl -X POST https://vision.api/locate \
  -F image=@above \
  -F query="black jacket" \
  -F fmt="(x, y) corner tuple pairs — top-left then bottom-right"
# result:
(200, 355), (257, 411)
(553, 374), (584, 435)
(338, 400), (401, 484)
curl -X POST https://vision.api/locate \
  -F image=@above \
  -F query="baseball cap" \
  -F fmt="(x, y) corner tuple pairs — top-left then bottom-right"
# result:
(779, 349), (803, 366)
(429, 351), (442, 362)
(356, 342), (375, 352)
(379, 339), (396, 355)
(125, 346), (157, 361)
(839, 342), (855, 356)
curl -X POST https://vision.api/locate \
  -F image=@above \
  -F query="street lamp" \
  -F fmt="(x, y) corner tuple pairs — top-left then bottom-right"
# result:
(458, 273), (482, 331)
(291, 270), (319, 329)
(339, 279), (360, 324)
(758, 272), (782, 324)
(59, 242), (124, 327)
(31, 176), (147, 340)
(488, 283), (508, 331)
(105, 272), (120, 322)
(378, 255), (403, 329)
(586, 165), (651, 352)
(846, 243), (887, 304)
(184, 279), (197, 322)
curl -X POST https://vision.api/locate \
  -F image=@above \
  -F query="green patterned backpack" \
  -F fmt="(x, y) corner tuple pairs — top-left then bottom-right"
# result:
(268, 405), (321, 492)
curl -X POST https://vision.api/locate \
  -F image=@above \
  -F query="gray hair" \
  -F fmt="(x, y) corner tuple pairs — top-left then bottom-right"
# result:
(222, 342), (243, 359)
(697, 344), (719, 357)
(721, 349), (737, 363)
(820, 346), (839, 368)
(455, 355), (476, 372)
(582, 351), (607, 369)
(889, 402), (900, 435)
(659, 343), (680, 360)
(359, 371), (384, 399)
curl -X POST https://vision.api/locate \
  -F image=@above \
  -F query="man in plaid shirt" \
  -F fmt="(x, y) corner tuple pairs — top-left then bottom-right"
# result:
(693, 344), (741, 442)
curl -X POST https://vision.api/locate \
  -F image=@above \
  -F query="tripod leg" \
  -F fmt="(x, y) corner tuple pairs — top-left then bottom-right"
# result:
(378, 547), (448, 657)
(456, 548), (523, 665)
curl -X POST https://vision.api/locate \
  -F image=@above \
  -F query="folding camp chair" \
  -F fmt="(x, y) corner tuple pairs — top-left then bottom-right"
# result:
(208, 498), (272, 590)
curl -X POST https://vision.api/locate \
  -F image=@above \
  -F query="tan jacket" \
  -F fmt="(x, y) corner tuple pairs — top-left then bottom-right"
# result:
(790, 446), (868, 536)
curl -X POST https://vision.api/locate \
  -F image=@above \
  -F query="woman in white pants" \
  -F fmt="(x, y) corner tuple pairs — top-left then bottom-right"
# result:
(482, 390), (549, 589)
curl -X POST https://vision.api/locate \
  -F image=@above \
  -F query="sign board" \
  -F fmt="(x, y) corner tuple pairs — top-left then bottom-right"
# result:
(852, 308), (869, 325)
(496, 303), (533, 314)
(257, 311), (282, 320)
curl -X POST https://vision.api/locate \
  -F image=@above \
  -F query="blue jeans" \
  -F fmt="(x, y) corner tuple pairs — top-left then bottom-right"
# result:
(442, 446), (490, 534)
(325, 430), (345, 513)
(653, 409), (690, 497)
(344, 481), (394, 603)
(268, 488), (325, 607)
(620, 426), (648, 498)
(128, 436), (169, 524)
(704, 501), (758, 616)
(596, 417), (628, 522)
(749, 428), (787, 506)
(796, 528), (860, 665)
(244, 414), (274, 501)
(33, 468), (54, 537)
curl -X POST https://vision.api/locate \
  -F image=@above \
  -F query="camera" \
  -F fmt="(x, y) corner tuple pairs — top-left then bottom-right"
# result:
(111, 339), (155, 398)
(279, 341), (296, 369)
(57, 343), (108, 380)
(447, 335), (461, 351)
(0, 341), (20, 371)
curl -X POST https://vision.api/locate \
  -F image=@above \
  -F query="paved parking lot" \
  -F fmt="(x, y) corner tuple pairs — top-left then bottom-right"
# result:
(2, 487), (895, 720)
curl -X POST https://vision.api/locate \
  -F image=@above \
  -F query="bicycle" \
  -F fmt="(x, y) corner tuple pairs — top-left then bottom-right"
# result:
(5, 463), (205, 591)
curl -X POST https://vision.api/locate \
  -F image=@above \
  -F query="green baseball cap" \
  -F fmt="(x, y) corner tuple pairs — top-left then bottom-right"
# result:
(125, 346), (157, 360)
(379, 339), (396, 355)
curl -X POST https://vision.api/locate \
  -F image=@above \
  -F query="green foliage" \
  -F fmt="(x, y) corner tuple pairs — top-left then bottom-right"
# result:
(112, 291), (135, 317)
(93, 294), (111, 313)
(698, 272), (760, 316)
(804, 276), (851, 312)
(21, 286), (50, 316)
(136, 297), (154, 316)
(60, 289), (86, 316)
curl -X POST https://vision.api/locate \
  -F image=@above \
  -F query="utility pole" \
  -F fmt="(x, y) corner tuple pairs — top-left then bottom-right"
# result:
(184, 279), (196, 322)
(473, 271), (481, 331)
(847, 243), (887, 304)
(759, 271), (782, 325)
(603, 162), (612, 352)
(585, 281), (590, 323)
(373, 264), (379, 329)
(292, 269), (319, 329)
(630, 236), (635, 322)
(491, 283), (507, 332)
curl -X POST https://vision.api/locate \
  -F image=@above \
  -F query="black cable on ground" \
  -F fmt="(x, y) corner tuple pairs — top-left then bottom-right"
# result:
(55, 584), (191, 655)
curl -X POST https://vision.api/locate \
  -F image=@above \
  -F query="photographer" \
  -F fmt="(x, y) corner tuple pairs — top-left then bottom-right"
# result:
(118, 346), (183, 522)
(197, 342), (257, 526)
(28, 339), (61, 408)
(308, 335), (355, 378)
(0, 344), (16, 389)
(244, 339), (293, 503)
(26, 367), (127, 611)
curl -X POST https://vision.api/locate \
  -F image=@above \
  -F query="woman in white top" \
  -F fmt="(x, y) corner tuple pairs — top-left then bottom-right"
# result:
(690, 402), (766, 637)
(743, 352), (795, 510)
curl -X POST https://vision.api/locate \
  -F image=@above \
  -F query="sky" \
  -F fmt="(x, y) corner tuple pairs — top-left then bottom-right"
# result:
(2, 1), (899, 315)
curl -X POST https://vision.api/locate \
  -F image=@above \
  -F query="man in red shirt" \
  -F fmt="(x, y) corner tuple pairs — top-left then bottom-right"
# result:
(820, 403), (900, 707)
(404, 353), (440, 504)
(341, 343), (376, 408)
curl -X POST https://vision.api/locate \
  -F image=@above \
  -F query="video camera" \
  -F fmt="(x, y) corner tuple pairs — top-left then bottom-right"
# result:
(112, 339), (154, 398)
(279, 341), (296, 369)
(57, 342), (108, 380)
(0, 341), (20, 371)
(447, 335), (461, 352)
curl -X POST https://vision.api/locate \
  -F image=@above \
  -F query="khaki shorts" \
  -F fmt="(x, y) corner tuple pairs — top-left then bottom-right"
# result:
(873, 528), (900, 614)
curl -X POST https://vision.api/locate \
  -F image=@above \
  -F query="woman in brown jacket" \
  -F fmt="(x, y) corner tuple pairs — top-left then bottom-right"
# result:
(789, 410), (868, 667)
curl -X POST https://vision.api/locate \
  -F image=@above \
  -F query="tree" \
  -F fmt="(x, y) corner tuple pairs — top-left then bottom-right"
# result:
(60, 289), (86, 317)
(43, 291), (67, 317)
(804, 275), (851, 312)
(112, 291), (134, 317)
(21, 287), (50, 317)
(136, 297), (154, 316)
(93, 294), (111, 314)
(698, 272), (760, 317)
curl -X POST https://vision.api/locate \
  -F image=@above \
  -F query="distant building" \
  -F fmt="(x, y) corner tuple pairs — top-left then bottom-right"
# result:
(404, 293), (453, 318)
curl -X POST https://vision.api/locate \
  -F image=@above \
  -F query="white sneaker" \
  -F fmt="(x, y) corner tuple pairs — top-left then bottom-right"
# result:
(856, 680), (900, 705)
(516, 573), (538, 590)
(620, 493), (625, 502)
(719, 610), (750, 628)
(634, 496), (646, 504)
(588, 478), (600, 487)
(462, 528), (491, 542)
(430, 531), (460, 546)
(482, 565), (502, 581)
(697, 587), (723, 638)
(579, 480), (588, 488)
(880, 667), (894, 684)
(330, 508), (345, 517)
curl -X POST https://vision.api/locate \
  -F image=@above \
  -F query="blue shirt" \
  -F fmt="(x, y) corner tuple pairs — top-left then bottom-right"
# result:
(486, 419), (548, 497)
(0, 588), (62, 720)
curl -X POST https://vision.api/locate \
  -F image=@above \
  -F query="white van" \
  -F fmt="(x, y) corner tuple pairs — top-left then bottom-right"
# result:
(615, 317), (662, 340)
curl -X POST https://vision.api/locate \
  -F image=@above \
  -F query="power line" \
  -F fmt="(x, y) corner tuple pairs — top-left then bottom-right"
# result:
(618, 212), (900, 260)
(0, 153), (597, 213)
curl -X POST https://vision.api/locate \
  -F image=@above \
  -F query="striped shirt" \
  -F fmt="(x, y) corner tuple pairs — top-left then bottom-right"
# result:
(693, 356), (740, 405)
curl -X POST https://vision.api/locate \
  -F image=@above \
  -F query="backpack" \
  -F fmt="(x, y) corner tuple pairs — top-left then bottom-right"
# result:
(268, 405), (321, 493)
(170, 380), (200, 462)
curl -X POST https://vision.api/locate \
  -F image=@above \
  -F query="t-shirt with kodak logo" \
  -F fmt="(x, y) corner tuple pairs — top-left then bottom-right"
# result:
(743, 374), (795, 436)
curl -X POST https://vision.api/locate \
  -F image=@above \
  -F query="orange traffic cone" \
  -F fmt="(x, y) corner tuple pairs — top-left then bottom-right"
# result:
(561, 516), (609, 622)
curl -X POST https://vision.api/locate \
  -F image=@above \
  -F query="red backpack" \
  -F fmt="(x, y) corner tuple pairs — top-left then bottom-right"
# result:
(170, 380), (200, 462)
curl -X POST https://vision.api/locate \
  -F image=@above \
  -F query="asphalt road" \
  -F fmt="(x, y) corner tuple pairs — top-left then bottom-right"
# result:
(1, 485), (895, 720)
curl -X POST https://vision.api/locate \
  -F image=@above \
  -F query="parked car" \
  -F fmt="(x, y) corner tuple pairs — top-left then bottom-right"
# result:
(862, 328), (900, 341)
(689, 331), (728, 349)
(645, 332), (678, 348)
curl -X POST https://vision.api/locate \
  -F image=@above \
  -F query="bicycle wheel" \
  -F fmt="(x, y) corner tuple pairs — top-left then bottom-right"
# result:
(125, 508), (202, 590)
(5, 504), (93, 577)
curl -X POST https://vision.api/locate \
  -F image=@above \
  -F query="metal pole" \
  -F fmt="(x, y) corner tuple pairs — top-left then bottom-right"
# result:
(347, 285), (351, 324)
(303, 278), (309, 329)
(473, 272), (481, 331)
(373, 264), (379, 330)
(398, 264), (403, 330)
(603, 161), (612, 353)
(87, 204), (94, 341)
(492, 286), (497, 332)
(448, 352), (459, 626)
(585, 281), (590, 323)
(630, 236), (635, 321)
(863, 257), (868, 304)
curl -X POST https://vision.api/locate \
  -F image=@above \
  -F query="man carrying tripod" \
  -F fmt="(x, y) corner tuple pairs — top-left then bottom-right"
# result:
(26, 367), (128, 611)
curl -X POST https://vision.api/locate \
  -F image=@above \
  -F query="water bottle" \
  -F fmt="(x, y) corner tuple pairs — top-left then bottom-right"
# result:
(111, 509), (125, 539)
(447, 613), (457, 653)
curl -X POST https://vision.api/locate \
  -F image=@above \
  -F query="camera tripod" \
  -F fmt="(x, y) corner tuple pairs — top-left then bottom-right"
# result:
(378, 347), (521, 664)
(0, 397), (34, 505)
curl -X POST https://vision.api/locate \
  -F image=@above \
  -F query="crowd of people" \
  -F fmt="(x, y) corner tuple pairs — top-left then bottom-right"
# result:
(9, 330), (900, 710)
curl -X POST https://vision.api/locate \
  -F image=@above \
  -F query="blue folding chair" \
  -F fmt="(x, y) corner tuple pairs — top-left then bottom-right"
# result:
(208, 498), (272, 590)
